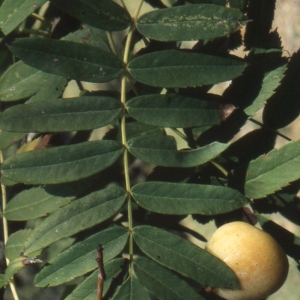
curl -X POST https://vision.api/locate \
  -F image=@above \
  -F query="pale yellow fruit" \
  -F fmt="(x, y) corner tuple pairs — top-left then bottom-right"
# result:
(206, 221), (288, 300)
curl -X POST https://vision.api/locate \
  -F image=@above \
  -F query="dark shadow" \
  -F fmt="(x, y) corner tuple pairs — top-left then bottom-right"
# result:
(261, 220), (300, 262)
(263, 49), (300, 129)
(147, 166), (195, 182)
(193, 30), (243, 53)
(222, 49), (286, 110)
(222, 127), (277, 164)
(280, 198), (300, 226)
(244, 0), (277, 49)
(251, 181), (300, 215)
(144, 0), (168, 8)
(229, 0), (248, 12)
(196, 109), (248, 146)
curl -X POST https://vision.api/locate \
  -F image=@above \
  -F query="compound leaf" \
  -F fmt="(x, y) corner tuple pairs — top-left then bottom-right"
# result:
(1, 140), (123, 184)
(128, 135), (228, 167)
(0, 61), (66, 102)
(64, 258), (127, 300)
(5, 230), (31, 261)
(244, 64), (286, 116)
(134, 256), (204, 300)
(51, 0), (131, 31)
(128, 50), (246, 88)
(137, 4), (245, 41)
(126, 94), (221, 128)
(133, 225), (239, 288)
(132, 181), (248, 215)
(0, 0), (47, 35)
(4, 181), (91, 221)
(8, 38), (123, 83)
(244, 140), (300, 199)
(0, 130), (25, 150)
(23, 186), (127, 256)
(35, 226), (128, 287)
(111, 275), (151, 300)
(0, 96), (121, 132)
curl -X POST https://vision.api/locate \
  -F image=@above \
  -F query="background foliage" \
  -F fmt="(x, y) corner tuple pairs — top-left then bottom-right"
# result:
(0, 0), (299, 299)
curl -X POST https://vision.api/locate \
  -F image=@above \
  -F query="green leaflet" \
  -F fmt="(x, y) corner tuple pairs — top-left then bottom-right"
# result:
(244, 140), (300, 199)
(132, 181), (248, 215)
(126, 94), (221, 128)
(133, 225), (239, 288)
(23, 186), (127, 256)
(244, 64), (286, 116)
(0, 61), (67, 102)
(4, 258), (25, 287)
(51, 0), (131, 31)
(1, 140), (123, 184)
(128, 50), (247, 88)
(137, 4), (245, 42)
(0, 96), (122, 132)
(0, 130), (25, 150)
(4, 180), (91, 221)
(116, 122), (164, 142)
(35, 226), (128, 287)
(0, 274), (4, 289)
(8, 38), (123, 83)
(134, 257), (204, 300)
(62, 27), (109, 52)
(5, 230), (31, 261)
(127, 135), (228, 167)
(111, 275), (151, 300)
(64, 258), (127, 300)
(0, 0), (47, 35)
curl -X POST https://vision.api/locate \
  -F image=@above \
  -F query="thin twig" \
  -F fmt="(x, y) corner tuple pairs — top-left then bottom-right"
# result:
(96, 245), (106, 300)
(249, 118), (292, 141)
(120, 0), (144, 265)
(106, 31), (118, 56)
(30, 12), (49, 23)
(0, 151), (20, 300)
(209, 160), (229, 177)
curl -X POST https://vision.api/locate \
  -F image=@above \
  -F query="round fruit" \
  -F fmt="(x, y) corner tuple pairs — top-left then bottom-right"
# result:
(205, 221), (289, 300)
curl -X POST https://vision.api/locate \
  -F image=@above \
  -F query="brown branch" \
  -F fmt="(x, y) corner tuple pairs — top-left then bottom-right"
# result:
(96, 245), (106, 300)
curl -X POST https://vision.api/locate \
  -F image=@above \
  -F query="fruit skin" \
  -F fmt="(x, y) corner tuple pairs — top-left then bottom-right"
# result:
(205, 221), (289, 300)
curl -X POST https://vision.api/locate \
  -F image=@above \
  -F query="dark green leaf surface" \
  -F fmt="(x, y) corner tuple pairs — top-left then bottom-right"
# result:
(117, 122), (164, 142)
(127, 94), (221, 128)
(23, 186), (127, 256)
(137, 4), (245, 41)
(128, 135), (228, 167)
(133, 225), (239, 288)
(134, 257), (204, 300)
(4, 258), (25, 286)
(27, 74), (67, 103)
(8, 38), (123, 83)
(51, 0), (131, 31)
(64, 258), (126, 300)
(132, 181), (248, 215)
(111, 275), (151, 300)
(244, 64), (286, 116)
(62, 27), (109, 51)
(0, 130), (25, 150)
(0, 274), (4, 289)
(4, 181), (90, 221)
(5, 230), (31, 261)
(0, 0), (47, 35)
(35, 226), (128, 286)
(0, 61), (66, 102)
(128, 50), (246, 88)
(0, 96), (122, 132)
(245, 140), (300, 199)
(1, 140), (123, 184)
